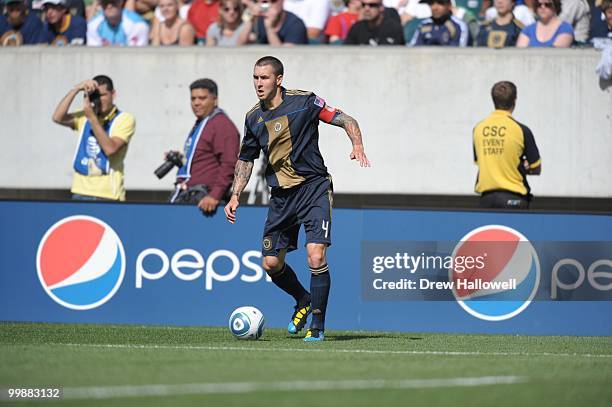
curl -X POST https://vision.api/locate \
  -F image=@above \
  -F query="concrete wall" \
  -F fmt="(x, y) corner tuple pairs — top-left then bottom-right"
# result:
(1, 47), (610, 197)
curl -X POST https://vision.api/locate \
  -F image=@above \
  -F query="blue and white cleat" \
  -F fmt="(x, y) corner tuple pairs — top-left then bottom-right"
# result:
(303, 329), (324, 342)
(288, 303), (311, 334)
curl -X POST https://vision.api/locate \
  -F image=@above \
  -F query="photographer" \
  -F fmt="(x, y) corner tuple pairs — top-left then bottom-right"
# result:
(163, 78), (239, 215)
(52, 75), (136, 201)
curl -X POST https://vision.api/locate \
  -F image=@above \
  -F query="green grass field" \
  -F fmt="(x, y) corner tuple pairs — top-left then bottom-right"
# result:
(1, 322), (611, 406)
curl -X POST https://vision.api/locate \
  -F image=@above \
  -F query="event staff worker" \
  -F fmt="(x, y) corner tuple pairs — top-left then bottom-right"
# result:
(169, 78), (240, 215)
(52, 75), (136, 201)
(472, 81), (541, 209)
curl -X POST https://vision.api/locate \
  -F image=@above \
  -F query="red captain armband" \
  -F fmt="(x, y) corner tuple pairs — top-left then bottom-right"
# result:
(318, 104), (338, 123)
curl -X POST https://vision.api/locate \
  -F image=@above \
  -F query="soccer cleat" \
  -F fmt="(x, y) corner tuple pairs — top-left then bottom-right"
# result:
(287, 303), (311, 334)
(303, 328), (324, 342)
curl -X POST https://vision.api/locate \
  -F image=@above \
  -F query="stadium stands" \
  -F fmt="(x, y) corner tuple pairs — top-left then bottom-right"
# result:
(1, 0), (608, 47)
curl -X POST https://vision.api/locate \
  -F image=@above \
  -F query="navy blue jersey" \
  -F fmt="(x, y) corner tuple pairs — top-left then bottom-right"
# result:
(254, 11), (307, 44)
(43, 14), (87, 45)
(476, 17), (524, 48)
(589, 6), (612, 41)
(239, 88), (331, 189)
(0, 12), (47, 45)
(410, 14), (469, 46)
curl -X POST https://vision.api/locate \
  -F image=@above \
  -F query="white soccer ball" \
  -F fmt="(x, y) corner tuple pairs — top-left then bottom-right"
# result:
(229, 306), (265, 340)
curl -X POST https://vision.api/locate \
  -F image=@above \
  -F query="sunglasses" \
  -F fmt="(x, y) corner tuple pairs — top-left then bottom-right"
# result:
(535, 2), (554, 9)
(361, 2), (381, 8)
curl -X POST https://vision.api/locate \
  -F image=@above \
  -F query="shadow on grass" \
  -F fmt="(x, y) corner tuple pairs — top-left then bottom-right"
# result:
(284, 331), (425, 341)
(326, 335), (424, 341)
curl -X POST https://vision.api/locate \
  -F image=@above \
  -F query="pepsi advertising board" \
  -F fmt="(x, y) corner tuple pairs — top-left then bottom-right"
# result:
(1, 200), (611, 336)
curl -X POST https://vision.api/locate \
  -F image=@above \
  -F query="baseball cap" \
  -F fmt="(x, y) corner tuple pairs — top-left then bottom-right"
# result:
(41, 0), (67, 5)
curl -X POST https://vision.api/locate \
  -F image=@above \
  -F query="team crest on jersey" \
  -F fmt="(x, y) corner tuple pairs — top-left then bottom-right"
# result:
(262, 237), (273, 250)
(274, 122), (282, 132)
(257, 116), (264, 123)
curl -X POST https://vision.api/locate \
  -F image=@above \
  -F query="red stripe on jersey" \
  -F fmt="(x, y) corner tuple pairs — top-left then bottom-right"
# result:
(319, 105), (337, 123)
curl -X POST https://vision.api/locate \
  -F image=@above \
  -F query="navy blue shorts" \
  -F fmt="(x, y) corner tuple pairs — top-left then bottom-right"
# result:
(262, 176), (333, 257)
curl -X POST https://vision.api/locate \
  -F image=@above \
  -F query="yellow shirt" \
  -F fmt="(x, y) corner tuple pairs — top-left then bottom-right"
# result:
(473, 110), (541, 196)
(71, 107), (136, 200)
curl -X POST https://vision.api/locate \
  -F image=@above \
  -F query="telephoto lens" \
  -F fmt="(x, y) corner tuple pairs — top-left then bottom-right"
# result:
(154, 151), (184, 179)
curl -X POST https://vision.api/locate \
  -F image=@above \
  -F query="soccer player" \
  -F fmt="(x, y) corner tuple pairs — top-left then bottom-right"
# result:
(224, 56), (370, 342)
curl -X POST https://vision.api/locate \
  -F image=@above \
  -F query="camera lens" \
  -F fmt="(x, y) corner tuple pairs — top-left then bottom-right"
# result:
(154, 151), (184, 179)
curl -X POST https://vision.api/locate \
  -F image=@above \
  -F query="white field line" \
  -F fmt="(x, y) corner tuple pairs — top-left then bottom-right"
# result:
(62, 376), (526, 400)
(46, 343), (612, 359)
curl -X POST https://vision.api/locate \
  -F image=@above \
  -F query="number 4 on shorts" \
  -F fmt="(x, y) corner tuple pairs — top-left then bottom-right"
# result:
(321, 220), (329, 238)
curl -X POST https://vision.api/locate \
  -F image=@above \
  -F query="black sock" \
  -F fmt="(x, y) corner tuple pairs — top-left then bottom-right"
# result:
(270, 263), (309, 304)
(310, 264), (331, 331)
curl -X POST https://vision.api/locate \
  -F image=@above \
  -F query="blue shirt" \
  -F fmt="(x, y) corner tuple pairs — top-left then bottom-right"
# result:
(254, 11), (307, 45)
(43, 14), (87, 45)
(521, 21), (574, 47)
(589, 6), (612, 41)
(0, 12), (47, 45)
(411, 14), (469, 47)
(477, 17), (524, 48)
(87, 9), (149, 46)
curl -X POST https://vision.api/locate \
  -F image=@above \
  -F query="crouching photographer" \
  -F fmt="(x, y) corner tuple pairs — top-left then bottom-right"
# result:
(159, 78), (240, 215)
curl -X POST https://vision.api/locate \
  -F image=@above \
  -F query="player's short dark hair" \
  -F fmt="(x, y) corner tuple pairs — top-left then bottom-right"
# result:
(190, 78), (218, 96)
(601, 0), (612, 11)
(255, 56), (284, 76)
(491, 81), (517, 110)
(93, 75), (114, 91)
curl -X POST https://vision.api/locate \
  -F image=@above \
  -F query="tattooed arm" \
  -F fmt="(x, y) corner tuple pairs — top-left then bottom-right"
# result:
(224, 160), (254, 223)
(329, 111), (371, 167)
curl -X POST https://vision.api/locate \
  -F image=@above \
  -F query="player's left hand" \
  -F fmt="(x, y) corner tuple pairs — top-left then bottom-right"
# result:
(198, 196), (219, 215)
(224, 195), (240, 224)
(350, 145), (371, 167)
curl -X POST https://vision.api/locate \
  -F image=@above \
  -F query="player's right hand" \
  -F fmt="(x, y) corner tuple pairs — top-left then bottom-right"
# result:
(224, 196), (240, 224)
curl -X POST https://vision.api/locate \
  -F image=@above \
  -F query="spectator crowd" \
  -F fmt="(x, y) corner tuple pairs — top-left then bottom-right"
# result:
(1, 0), (610, 47)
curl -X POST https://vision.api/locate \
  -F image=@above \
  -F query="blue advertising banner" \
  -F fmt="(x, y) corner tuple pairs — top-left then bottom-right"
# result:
(1, 200), (611, 336)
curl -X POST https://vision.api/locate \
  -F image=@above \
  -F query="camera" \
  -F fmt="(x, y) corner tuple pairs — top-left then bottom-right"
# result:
(155, 151), (184, 179)
(88, 89), (102, 112)
(260, 2), (269, 13)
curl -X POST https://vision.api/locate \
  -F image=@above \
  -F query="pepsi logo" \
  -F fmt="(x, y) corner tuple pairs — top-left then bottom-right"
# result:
(36, 216), (125, 310)
(450, 225), (540, 321)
